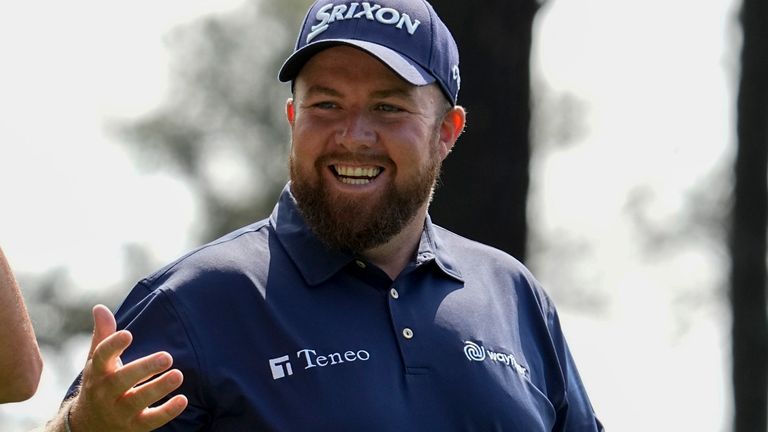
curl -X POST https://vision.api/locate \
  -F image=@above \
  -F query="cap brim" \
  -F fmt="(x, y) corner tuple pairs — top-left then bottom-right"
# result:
(278, 39), (435, 87)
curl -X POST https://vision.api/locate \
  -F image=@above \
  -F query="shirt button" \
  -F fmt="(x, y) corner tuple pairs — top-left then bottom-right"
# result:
(390, 288), (400, 299)
(402, 328), (414, 339)
(355, 260), (366, 269)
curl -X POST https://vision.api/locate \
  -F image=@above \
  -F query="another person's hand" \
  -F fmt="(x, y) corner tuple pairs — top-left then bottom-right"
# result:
(67, 305), (188, 431)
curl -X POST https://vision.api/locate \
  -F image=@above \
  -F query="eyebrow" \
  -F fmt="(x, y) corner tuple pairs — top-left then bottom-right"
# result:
(370, 87), (415, 100)
(302, 85), (416, 100)
(304, 85), (343, 98)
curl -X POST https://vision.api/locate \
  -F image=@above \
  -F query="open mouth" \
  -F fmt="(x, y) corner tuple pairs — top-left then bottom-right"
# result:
(331, 164), (383, 185)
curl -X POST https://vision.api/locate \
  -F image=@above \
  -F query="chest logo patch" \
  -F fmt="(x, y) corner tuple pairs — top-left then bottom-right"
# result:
(269, 347), (371, 380)
(464, 340), (529, 378)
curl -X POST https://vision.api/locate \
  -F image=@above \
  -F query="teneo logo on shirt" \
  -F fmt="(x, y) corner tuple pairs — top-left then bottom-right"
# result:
(463, 340), (529, 377)
(269, 347), (371, 380)
(307, 2), (422, 43)
(269, 355), (294, 379)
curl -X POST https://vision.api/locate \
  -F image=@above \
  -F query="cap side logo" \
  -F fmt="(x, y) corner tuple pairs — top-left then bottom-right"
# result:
(307, 2), (422, 44)
(452, 64), (461, 91)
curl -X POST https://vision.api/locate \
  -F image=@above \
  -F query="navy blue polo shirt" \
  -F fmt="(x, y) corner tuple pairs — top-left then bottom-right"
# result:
(74, 184), (603, 431)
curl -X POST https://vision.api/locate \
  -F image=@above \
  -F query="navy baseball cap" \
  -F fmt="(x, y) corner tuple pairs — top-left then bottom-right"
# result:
(278, 0), (461, 105)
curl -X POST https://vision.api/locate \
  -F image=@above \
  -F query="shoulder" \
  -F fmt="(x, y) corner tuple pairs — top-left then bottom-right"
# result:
(433, 224), (530, 275)
(120, 218), (275, 307)
(152, 219), (271, 281)
(432, 223), (555, 311)
(114, 218), (277, 332)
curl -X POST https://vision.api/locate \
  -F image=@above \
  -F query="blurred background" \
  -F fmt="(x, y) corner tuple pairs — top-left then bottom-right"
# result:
(0, 0), (754, 430)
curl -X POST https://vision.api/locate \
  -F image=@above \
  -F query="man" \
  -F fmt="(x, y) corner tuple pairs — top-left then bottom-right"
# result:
(0, 246), (43, 403)
(48, 0), (604, 430)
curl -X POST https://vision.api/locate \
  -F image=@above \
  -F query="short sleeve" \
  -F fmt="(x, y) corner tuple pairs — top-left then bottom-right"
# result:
(544, 304), (605, 432)
(115, 285), (212, 430)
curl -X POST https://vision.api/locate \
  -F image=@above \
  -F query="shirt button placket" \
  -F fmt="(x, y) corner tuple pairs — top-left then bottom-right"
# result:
(390, 287), (400, 299)
(390, 287), (410, 339)
(388, 283), (418, 374)
(385, 278), (432, 376)
(389, 288), (411, 339)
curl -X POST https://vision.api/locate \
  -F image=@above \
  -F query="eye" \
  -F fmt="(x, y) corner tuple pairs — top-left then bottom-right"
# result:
(313, 101), (339, 110)
(375, 103), (404, 113)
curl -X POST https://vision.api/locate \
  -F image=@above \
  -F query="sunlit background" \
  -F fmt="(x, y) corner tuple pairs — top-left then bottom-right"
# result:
(0, 0), (738, 430)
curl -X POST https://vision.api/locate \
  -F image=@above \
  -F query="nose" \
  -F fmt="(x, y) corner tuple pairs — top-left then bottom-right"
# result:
(335, 111), (376, 151)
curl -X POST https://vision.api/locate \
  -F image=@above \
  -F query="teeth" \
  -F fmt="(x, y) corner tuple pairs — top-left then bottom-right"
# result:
(334, 165), (381, 178)
(339, 177), (372, 185)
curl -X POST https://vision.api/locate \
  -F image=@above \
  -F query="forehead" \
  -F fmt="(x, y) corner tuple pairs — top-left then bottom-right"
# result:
(294, 46), (431, 98)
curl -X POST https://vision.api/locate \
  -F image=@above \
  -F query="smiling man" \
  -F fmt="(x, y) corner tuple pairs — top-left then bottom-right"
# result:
(47, 0), (603, 431)
(287, 45), (460, 274)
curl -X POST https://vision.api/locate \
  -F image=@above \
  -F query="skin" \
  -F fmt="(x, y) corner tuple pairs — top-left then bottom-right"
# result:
(47, 45), (466, 430)
(288, 46), (466, 278)
(0, 246), (43, 403)
(45, 305), (187, 432)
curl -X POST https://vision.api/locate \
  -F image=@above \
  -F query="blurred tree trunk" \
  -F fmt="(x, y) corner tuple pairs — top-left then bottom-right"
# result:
(731, 0), (768, 430)
(429, 0), (540, 261)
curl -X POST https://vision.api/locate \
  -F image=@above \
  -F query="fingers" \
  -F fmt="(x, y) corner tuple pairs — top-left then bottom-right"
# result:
(126, 368), (184, 412)
(90, 328), (132, 376)
(116, 370), (187, 431)
(88, 304), (118, 359)
(76, 343), (188, 431)
(137, 394), (189, 431)
(73, 305), (189, 430)
(116, 351), (173, 393)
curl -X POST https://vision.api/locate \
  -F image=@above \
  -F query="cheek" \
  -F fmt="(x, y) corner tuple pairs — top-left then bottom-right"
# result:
(291, 123), (324, 157)
(290, 137), (316, 175)
(291, 142), (319, 172)
(388, 128), (437, 166)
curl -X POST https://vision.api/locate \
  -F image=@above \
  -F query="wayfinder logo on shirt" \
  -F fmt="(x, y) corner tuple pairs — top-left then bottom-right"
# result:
(464, 340), (529, 377)
(269, 347), (371, 380)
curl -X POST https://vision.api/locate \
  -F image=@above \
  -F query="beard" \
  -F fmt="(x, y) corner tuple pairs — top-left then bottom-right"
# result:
(289, 134), (442, 254)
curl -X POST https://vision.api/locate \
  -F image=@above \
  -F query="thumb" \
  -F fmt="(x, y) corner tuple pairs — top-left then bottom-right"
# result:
(87, 304), (117, 360)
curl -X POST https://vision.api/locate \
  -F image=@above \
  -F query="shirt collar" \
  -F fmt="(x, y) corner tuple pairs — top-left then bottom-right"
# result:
(270, 183), (464, 286)
(416, 214), (463, 282)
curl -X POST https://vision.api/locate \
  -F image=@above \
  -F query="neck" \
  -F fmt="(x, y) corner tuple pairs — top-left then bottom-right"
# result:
(361, 205), (428, 280)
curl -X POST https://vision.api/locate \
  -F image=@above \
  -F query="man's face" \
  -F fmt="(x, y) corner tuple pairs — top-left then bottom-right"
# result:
(287, 46), (458, 253)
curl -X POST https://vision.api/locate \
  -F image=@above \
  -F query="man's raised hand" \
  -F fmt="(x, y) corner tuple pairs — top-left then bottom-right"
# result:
(65, 305), (188, 431)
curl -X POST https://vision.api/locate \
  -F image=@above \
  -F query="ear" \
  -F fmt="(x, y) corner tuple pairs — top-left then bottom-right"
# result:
(437, 105), (466, 159)
(286, 98), (296, 125)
